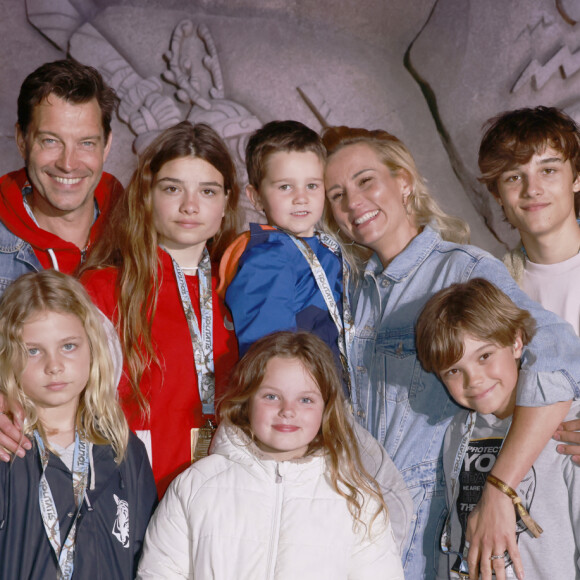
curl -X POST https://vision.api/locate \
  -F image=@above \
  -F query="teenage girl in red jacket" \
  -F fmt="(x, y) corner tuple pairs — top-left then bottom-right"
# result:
(80, 121), (240, 496)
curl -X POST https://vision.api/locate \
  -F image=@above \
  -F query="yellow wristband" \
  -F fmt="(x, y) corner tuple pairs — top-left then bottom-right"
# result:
(486, 474), (543, 538)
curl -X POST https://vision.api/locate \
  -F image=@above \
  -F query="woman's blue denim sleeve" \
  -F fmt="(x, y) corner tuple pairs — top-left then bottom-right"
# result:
(472, 256), (580, 405)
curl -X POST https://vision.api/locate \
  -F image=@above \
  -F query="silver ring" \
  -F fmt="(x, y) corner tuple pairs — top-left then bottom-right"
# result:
(490, 554), (504, 561)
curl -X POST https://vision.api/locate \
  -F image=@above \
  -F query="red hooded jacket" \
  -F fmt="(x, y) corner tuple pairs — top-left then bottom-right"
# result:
(0, 168), (122, 273)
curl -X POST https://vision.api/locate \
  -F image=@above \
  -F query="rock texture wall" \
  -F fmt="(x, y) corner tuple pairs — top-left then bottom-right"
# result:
(2, 0), (577, 255)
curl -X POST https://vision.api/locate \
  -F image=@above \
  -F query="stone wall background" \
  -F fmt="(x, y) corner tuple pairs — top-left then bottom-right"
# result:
(2, 0), (579, 256)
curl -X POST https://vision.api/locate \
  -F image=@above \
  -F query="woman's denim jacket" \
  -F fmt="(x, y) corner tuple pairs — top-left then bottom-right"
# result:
(0, 220), (41, 297)
(348, 225), (580, 579)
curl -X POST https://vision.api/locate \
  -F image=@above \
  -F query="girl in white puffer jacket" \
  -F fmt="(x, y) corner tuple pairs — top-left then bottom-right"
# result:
(137, 331), (405, 580)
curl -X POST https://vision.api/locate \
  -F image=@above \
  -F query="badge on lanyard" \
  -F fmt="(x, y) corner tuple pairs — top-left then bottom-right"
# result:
(191, 419), (217, 462)
(167, 246), (217, 462)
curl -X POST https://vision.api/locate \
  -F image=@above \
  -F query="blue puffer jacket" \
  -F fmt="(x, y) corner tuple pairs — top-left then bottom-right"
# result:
(225, 224), (344, 358)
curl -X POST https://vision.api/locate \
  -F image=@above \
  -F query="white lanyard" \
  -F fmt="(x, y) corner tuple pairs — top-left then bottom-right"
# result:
(286, 229), (354, 394)
(168, 247), (215, 416)
(35, 431), (90, 580)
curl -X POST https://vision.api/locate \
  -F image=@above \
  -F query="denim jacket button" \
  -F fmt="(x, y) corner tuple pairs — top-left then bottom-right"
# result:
(356, 365), (366, 373)
(380, 278), (390, 288)
(357, 410), (366, 418)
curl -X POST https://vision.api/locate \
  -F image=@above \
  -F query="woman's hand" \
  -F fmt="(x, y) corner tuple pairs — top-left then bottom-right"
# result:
(0, 395), (30, 461)
(554, 418), (580, 464)
(466, 484), (523, 580)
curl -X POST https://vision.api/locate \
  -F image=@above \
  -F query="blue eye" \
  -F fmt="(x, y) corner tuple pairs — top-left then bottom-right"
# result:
(27, 347), (40, 357)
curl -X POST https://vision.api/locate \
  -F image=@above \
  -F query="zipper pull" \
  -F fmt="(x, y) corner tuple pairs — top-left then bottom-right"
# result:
(275, 463), (283, 483)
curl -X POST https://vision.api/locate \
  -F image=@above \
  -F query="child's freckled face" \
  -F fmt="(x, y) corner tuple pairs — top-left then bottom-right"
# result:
(248, 151), (325, 237)
(439, 333), (523, 419)
(20, 310), (91, 415)
(248, 356), (324, 461)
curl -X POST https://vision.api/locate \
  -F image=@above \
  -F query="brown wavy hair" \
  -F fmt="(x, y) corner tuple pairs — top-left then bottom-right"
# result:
(0, 271), (128, 462)
(322, 126), (470, 270)
(478, 106), (580, 196)
(81, 121), (240, 414)
(17, 59), (119, 141)
(219, 331), (388, 534)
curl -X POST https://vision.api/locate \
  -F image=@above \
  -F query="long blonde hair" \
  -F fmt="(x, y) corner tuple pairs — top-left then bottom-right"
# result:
(219, 331), (388, 533)
(322, 126), (470, 270)
(0, 270), (128, 462)
(81, 121), (241, 415)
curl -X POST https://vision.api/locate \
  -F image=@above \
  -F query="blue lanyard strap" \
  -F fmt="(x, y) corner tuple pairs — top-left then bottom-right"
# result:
(35, 430), (90, 580)
(168, 247), (215, 416)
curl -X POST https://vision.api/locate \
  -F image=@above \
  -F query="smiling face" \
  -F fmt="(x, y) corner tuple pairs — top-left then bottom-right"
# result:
(249, 356), (324, 461)
(152, 156), (227, 267)
(439, 333), (523, 419)
(16, 95), (111, 220)
(247, 150), (325, 237)
(20, 310), (91, 419)
(495, 147), (580, 243)
(325, 142), (419, 266)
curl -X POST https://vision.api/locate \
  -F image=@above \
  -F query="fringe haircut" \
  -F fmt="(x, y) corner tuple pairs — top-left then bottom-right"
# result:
(416, 277), (536, 375)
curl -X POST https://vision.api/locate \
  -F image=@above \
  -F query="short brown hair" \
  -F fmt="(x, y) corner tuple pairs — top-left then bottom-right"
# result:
(478, 106), (580, 201)
(245, 120), (326, 189)
(17, 59), (119, 140)
(416, 278), (536, 375)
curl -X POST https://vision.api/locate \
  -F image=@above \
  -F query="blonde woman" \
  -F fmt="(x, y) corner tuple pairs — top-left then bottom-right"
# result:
(323, 126), (580, 580)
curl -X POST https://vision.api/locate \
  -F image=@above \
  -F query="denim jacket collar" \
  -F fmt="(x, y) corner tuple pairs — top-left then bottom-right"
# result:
(364, 225), (439, 283)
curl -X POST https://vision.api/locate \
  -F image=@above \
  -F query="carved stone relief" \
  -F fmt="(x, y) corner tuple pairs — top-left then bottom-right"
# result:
(409, 0), (580, 248)
(2, 0), (534, 255)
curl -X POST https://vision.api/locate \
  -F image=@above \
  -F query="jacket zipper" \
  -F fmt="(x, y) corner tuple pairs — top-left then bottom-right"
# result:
(266, 463), (284, 579)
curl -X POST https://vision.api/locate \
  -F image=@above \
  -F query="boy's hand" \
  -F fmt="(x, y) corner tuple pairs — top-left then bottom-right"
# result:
(0, 396), (31, 462)
(554, 418), (580, 464)
(466, 484), (524, 580)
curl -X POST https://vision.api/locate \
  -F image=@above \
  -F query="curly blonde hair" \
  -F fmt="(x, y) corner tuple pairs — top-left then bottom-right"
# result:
(0, 270), (128, 462)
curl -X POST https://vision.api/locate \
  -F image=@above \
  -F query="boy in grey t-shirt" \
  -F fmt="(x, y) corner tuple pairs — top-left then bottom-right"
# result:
(416, 278), (580, 579)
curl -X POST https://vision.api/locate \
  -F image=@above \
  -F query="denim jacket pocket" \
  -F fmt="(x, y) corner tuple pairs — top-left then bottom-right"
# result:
(375, 331), (424, 403)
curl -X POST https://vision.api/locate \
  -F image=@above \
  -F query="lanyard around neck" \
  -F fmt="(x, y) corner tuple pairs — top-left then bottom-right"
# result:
(35, 430), (90, 580)
(285, 229), (354, 395)
(168, 247), (215, 416)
